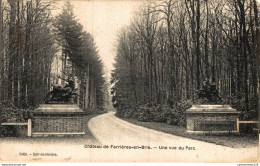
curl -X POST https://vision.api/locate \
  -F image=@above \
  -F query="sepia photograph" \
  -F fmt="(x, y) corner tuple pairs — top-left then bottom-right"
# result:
(0, 0), (259, 163)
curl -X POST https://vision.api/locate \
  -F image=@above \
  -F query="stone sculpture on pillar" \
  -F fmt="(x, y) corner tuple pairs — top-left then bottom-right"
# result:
(196, 78), (222, 104)
(44, 78), (78, 104)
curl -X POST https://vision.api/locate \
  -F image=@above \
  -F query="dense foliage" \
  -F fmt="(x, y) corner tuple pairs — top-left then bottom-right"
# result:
(0, 0), (107, 137)
(112, 0), (260, 122)
(54, 1), (106, 111)
(116, 100), (192, 126)
(0, 0), (106, 110)
(0, 102), (33, 137)
(0, 0), (57, 107)
(0, 0), (57, 137)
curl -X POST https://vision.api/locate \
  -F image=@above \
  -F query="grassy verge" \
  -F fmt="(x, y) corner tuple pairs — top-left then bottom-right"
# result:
(120, 117), (258, 148)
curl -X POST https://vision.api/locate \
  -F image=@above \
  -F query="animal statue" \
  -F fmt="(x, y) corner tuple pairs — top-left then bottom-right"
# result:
(45, 78), (78, 104)
(196, 78), (222, 103)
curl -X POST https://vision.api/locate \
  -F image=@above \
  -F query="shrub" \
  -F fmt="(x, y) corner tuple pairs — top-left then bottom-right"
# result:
(164, 100), (192, 126)
(224, 96), (258, 121)
(153, 105), (171, 123)
(0, 103), (33, 137)
(133, 104), (150, 121)
(115, 100), (192, 126)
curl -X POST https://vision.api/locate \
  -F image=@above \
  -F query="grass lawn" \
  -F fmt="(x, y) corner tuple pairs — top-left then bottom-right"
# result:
(121, 117), (258, 148)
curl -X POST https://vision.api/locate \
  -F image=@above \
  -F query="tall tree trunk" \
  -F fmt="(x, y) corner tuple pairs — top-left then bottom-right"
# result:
(14, 0), (21, 107)
(7, 0), (17, 103)
(252, 0), (260, 126)
(237, 0), (249, 112)
(252, 0), (258, 99)
(205, 0), (209, 78)
(85, 65), (89, 109)
(196, 0), (200, 90)
(211, 29), (216, 83)
(185, 0), (196, 100)
(0, 0), (3, 101)
(21, 1), (31, 107)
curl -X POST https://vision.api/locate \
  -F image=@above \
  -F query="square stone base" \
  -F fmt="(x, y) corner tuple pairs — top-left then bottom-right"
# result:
(185, 105), (240, 132)
(32, 104), (87, 136)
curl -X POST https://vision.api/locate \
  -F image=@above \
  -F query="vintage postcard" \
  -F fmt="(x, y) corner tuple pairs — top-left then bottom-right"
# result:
(0, 0), (259, 163)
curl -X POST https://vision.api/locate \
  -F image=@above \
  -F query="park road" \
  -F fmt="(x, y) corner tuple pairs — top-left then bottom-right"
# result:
(0, 111), (258, 162)
(88, 111), (258, 162)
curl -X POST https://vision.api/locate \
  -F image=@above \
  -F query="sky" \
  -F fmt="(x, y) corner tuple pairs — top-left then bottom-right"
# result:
(51, 0), (143, 79)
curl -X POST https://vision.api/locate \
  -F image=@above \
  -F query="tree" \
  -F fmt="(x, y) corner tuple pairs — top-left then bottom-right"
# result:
(112, 0), (260, 121)
(54, 1), (106, 111)
(0, 0), (57, 107)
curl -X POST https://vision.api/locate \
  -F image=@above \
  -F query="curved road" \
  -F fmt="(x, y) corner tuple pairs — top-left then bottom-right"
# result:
(0, 111), (258, 162)
(88, 111), (258, 162)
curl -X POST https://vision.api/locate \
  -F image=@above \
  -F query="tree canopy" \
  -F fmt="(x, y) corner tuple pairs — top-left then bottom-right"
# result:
(54, 1), (106, 110)
(112, 0), (260, 121)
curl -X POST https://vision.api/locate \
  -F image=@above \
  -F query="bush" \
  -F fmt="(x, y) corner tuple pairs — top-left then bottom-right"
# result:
(133, 103), (170, 122)
(224, 96), (258, 121)
(115, 104), (134, 118)
(115, 100), (192, 126)
(166, 100), (192, 126)
(153, 105), (170, 123)
(0, 103), (33, 137)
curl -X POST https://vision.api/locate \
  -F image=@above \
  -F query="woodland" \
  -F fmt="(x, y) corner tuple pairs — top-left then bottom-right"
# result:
(112, 0), (260, 125)
(0, 0), (106, 136)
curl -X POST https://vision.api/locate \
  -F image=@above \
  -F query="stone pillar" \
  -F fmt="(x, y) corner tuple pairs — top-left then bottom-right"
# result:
(27, 119), (32, 137)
